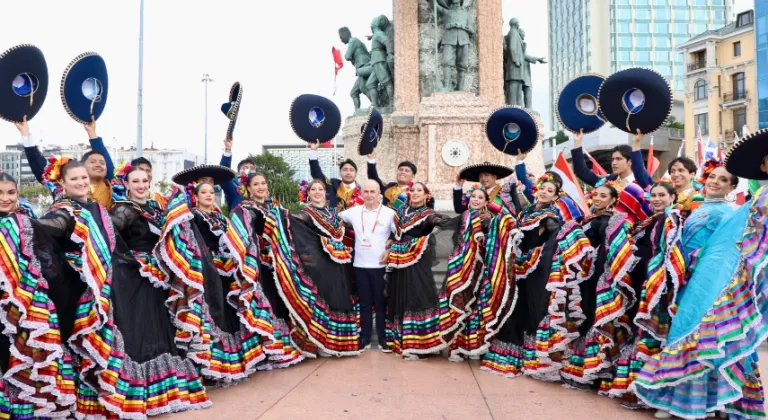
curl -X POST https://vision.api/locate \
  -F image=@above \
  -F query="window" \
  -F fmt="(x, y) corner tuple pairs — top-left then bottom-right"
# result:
(655, 50), (669, 61)
(618, 8), (632, 19)
(635, 0), (650, 4)
(620, 50), (632, 61)
(734, 41), (741, 57)
(734, 108), (747, 132)
(635, 9), (651, 19)
(694, 0), (707, 5)
(694, 79), (708, 101)
(637, 36), (652, 47)
(655, 7), (670, 19)
(637, 51), (651, 62)
(674, 9), (689, 20)
(733, 72), (746, 96)
(618, 22), (631, 33)
(737, 11), (754, 27)
(693, 23), (708, 34)
(619, 35), (633, 47)
(636, 22), (650, 33)
(695, 113), (709, 135)
(674, 23), (688, 34)
(657, 37), (672, 48)
(694, 9), (709, 20)
(654, 23), (668, 33)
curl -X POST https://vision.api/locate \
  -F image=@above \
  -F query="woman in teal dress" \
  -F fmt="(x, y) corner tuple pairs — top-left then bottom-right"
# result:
(631, 156), (763, 419)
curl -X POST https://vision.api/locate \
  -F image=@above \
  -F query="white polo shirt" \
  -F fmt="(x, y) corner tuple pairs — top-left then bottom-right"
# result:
(340, 203), (396, 268)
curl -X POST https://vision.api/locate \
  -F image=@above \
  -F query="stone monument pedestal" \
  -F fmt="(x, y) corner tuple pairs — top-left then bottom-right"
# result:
(343, 92), (513, 211)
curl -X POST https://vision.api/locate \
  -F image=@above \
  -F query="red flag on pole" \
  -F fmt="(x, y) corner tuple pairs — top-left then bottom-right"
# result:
(646, 135), (660, 175)
(584, 150), (609, 177)
(332, 47), (344, 96)
(332, 47), (344, 75)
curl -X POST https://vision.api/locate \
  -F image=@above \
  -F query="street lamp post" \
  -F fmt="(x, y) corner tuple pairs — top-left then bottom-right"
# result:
(201, 73), (214, 163)
(136, 0), (145, 157)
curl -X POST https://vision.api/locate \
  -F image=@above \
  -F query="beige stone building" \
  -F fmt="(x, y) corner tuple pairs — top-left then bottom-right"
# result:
(679, 9), (756, 158)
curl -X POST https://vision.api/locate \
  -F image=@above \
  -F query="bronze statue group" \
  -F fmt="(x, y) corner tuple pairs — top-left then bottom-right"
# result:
(1, 46), (768, 420)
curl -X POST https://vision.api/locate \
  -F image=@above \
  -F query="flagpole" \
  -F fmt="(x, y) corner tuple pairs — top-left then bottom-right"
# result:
(333, 135), (338, 178)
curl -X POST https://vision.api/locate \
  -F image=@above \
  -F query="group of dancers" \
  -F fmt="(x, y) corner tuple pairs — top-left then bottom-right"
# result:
(1, 112), (768, 419)
(0, 43), (767, 419)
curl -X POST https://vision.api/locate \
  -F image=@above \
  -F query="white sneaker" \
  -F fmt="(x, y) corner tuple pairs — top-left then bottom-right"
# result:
(318, 349), (332, 358)
(654, 410), (672, 419)
(448, 354), (464, 363)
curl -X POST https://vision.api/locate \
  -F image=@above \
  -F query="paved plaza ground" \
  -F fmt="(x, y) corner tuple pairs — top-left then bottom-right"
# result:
(155, 347), (768, 420)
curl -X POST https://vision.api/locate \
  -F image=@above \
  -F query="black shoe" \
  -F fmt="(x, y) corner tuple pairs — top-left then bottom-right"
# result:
(359, 341), (371, 351)
(379, 342), (392, 353)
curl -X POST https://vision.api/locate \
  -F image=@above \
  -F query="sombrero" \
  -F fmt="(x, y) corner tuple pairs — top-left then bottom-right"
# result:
(459, 162), (514, 182)
(598, 68), (672, 134)
(221, 82), (242, 139)
(172, 164), (236, 186)
(61, 52), (108, 124)
(289, 94), (341, 143)
(0, 44), (48, 123)
(556, 73), (607, 134)
(358, 107), (382, 155)
(485, 106), (539, 156)
(725, 129), (768, 180)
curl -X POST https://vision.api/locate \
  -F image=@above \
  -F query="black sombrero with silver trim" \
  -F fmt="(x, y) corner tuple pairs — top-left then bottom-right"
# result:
(172, 164), (236, 186)
(358, 107), (382, 155)
(459, 162), (514, 182)
(289, 94), (341, 143)
(598, 67), (672, 134)
(485, 106), (539, 156)
(61, 52), (108, 124)
(0, 44), (48, 123)
(221, 82), (242, 139)
(725, 129), (768, 180)
(556, 73), (606, 134)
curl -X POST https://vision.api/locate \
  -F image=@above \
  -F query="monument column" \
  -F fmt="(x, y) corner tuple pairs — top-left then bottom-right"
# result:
(476, 0), (504, 108)
(393, 0), (420, 113)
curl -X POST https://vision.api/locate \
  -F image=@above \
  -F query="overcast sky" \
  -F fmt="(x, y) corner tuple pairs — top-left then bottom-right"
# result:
(0, 0), (750, 166)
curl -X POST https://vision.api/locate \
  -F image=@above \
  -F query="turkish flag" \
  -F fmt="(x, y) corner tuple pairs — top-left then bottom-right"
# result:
(332, 47), (344, 76)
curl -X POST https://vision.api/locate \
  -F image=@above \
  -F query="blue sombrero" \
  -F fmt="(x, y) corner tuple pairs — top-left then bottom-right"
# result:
(556, 73), (607, 134)
(221, 82), (242, 139)
(725, 129), (768, 180)
(598, 68), (672, 134)
(61, 52), (108, 124)
(0, 44), (48, 123)
(289, 94), (341, 143)
(485, 106), (539, 156)
(358, 107), (382, 155)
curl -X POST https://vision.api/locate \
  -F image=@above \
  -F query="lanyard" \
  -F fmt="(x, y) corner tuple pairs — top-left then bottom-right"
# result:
(360, 205), (383, 236)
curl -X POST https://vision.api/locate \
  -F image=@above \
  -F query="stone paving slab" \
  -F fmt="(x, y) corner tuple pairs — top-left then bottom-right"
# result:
(156, 350), (768, 420)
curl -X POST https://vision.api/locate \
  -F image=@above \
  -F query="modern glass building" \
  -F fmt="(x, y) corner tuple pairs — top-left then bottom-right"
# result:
(757, 0), (768, 128)
(548, 0), (730, 129)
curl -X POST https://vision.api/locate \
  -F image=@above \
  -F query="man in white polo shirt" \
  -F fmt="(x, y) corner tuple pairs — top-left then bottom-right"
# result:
(340, 179), (395, 353)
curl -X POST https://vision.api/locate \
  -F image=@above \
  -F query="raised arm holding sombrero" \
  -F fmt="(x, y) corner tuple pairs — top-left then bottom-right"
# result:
(366, 150), (417, 210)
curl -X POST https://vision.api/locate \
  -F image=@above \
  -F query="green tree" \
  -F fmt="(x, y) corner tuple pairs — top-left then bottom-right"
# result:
(664, 115), (684, 130)
(247, 152), (299, 207)
(155, 180), (173, 196)
(554, 130), (568, 145)
(18, 183), (49, 200)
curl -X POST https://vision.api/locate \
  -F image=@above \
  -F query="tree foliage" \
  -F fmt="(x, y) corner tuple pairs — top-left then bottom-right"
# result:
(664, 115), (684, 130)
(247, 152), (299, 207)
(18, 183), (50, 200)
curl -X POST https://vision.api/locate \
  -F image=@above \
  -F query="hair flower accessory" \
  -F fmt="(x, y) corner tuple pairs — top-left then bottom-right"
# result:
(42, 155), (72, 198)
(532, 173), (557, 196)
(111, 161), (132, 201)
(696, 156), (724, 187)
(462, 183), (481, 208)
(298, 180), (310, 203)
(185, 181), (199, 207)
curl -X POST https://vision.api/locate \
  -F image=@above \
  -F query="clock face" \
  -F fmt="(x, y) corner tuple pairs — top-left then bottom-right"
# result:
(442, 140), (469, 167)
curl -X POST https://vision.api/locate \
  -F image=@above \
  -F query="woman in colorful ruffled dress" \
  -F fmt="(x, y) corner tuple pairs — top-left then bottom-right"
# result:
(561, 181), (639, 388)
(155, 165), (272, 386)
(598, 183), (681, 408)
(226, 171), (304, 366)
(0, 171), (76, 418)
(441, 185), (519, 362)
(35, 158), (132, 418)
(385, 182), (461, 360)
(109, 163), (210, 415)
(632, 156), (762, 419)
(481, 174), (593, 380)
(257, 179), (360, 357)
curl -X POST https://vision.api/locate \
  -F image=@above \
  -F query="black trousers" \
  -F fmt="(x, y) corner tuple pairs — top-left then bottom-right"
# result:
(354, 267), (387, 345)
